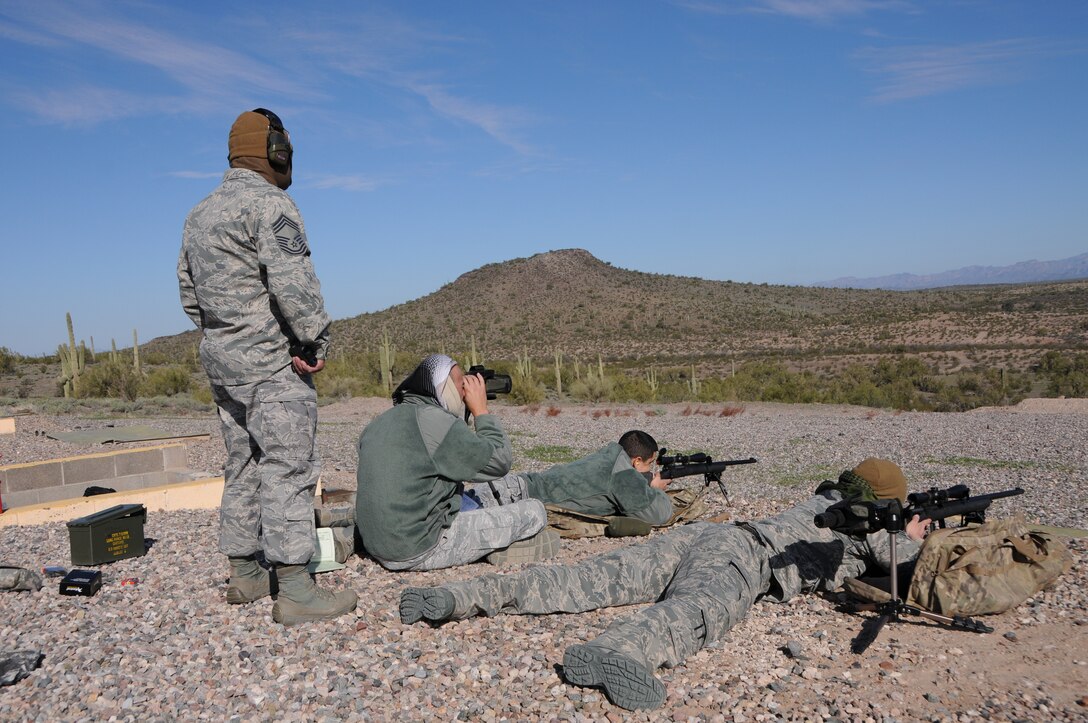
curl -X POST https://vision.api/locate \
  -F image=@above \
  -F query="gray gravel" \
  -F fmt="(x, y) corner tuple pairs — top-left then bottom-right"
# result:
(1, 398), (1086, 721)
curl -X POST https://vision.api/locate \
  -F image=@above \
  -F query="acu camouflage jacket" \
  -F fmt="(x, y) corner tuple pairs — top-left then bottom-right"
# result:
(178, 168), (330, 385)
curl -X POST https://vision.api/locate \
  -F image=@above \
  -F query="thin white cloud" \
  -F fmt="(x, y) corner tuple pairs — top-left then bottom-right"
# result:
(284, 17), (537, 155)
(673, 0), (914, 21)
(402, 80), (536, 156)
(1, 1), (316, 122)
(4, 2), (538, 156)
(858, 39), (1044, 102)
(0, 18), (63, 46)
(306, 174), (384, 192)
(11, 85), (177, 124)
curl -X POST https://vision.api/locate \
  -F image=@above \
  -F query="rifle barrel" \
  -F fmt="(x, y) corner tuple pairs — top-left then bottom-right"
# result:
(660, 457), (757, 480)
(908, 487), (1024, 521)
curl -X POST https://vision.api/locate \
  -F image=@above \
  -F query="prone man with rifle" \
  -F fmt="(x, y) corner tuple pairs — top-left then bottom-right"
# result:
(401, 458), (931, 711)
(515, 437), (758, 539)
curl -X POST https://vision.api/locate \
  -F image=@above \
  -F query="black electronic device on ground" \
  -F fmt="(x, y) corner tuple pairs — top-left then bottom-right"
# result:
(59, 569), (102, 597)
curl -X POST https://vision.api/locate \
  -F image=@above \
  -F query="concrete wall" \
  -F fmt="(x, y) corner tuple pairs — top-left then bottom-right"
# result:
(0, 444), (190, 510)
(0, 475), (225, 527)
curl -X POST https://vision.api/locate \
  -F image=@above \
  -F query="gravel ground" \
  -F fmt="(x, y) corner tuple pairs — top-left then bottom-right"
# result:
(1, 398), (1086, 721)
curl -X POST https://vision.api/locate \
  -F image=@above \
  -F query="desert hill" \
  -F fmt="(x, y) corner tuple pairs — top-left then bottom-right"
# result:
(146, 249), (1088, 373)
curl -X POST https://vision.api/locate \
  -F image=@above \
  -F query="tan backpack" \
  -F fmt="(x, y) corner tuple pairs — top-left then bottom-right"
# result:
(904, 516), (1073, 616)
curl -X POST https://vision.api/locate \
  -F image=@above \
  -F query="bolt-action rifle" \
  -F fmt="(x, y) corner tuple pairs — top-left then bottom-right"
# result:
(813, 484), (1024, 536)
(656, 449), (757, 501)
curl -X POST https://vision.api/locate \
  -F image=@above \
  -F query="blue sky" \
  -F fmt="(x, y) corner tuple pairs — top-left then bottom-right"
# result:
(1, 1), (1085, 356)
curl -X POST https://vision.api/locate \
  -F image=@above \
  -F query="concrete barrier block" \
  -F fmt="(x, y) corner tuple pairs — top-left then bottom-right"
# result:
(1, 461), (64, 492)
(113, 449), (164, 477)
(3, 489), (39, 509)
(36, 485), (77, 505)
(162, 445), (187, 470)
(62, 455), (118, 486)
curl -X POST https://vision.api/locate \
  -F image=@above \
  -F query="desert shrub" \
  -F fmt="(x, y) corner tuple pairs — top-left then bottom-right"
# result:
(570, 374), (614, 403)
(509, 373), (546, 405)
(143, 351), (171, 366)
(191, 382), (214, 405)
(78, 361), (141, 401)
(317, 352), (387, 398)
(1037, 351), (1088, 397)
(140, 365), (191, 397)
(607, 374), (654, 403)
(0, 346), (17, 374)
(315, 374), (364, 400)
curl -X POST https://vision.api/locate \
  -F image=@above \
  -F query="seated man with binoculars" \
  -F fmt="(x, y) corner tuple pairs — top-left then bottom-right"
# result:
(356, 354), (558, 571)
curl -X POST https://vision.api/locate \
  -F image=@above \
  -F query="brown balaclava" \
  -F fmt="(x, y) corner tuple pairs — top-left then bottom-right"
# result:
(851, 458), (908, 504)
(228, 110), (292, 190)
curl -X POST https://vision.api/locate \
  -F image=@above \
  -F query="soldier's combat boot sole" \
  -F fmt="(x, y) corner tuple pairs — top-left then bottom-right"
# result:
(599, 654), (666, 711)
(486, 528), (561, 566)
(400, 587), (455, 625)
(563, 645), (666, 711)
(562, 644), (606, 687)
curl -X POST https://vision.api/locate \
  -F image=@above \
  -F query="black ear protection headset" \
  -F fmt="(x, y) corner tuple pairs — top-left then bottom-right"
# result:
(250, 107), (293, 167)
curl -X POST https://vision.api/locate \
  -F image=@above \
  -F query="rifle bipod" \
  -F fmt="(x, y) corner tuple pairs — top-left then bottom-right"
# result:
(847, 598), (993, 653)
(846, 525), (993, 653)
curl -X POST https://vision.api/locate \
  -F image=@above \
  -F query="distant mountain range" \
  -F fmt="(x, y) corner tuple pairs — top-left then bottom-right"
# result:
(817, 252), (1088, 290)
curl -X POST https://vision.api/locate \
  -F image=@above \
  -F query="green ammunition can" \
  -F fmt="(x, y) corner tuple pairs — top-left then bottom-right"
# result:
(67, 504), (147, 565)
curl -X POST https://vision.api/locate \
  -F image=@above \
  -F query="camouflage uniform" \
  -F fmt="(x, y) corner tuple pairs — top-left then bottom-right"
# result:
(178, 168), (329, 565)
(436, 490), (920, 673)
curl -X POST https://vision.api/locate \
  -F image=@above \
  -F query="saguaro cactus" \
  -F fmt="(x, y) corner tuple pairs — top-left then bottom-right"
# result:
(688, 363), (701, 397)
(553, 348), (563, 396)
(379, 329), (396, 395)
(646, 366), (659, 400)
(516, 349), (532, 378)
(470, 336), (480, 368)
(132, 328), (141, 374)
(57, 312), (86, 397)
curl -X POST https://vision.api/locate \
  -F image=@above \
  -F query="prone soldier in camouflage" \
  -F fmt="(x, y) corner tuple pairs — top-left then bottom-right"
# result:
(178, 108), (356, 625)
(400, 458), (929, 710)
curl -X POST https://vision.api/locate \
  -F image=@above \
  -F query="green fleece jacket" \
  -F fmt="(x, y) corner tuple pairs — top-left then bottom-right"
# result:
(355, 393), (512, 562)
(524, 442), (674, 524)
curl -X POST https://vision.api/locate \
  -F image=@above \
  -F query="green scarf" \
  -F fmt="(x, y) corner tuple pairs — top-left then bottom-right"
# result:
(814, 469), (878, 502)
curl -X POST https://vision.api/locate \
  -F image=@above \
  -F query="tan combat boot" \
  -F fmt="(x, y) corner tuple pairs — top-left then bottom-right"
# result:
(270, 564), (358, 625)
(226, 555), (271, 604)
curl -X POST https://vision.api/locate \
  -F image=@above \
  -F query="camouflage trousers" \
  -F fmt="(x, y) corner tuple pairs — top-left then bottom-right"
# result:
(443, 521), (772, 671)
(464, 473), (530, 507)
(212, 365), (319, 566)
(377, 497), (547, 571)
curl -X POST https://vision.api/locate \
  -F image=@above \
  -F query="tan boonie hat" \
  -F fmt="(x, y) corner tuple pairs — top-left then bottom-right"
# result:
(851, 458), (908, 503)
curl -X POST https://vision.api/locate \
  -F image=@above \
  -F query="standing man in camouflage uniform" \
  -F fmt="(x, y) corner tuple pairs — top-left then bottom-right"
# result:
(178, 108), (356, 625)
(400, 458), (929, 710)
